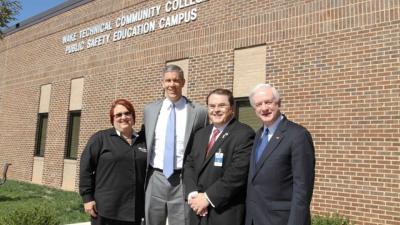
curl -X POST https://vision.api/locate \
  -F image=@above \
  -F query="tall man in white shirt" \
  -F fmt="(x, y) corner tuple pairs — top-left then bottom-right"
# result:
(143, 65), (208, 225)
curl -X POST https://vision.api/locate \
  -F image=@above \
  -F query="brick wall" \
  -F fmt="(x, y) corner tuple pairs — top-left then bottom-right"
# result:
(0, 0), (399, 224)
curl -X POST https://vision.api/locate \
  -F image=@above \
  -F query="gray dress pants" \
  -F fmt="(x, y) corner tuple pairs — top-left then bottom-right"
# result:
(145, 169), (187, 225)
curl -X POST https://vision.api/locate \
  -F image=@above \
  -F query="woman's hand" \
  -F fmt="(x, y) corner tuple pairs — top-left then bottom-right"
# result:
(84, 201), (97, 217)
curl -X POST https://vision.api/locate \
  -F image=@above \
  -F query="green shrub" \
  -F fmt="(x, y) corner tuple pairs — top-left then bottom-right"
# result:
(0, 180), (88, 224)
(0, 203), (60, 225)
(312, 213), (353, 225)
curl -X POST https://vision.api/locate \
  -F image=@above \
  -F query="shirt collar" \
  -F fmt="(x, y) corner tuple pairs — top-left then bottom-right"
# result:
(164, 96), (186, 109)
(264, 115), (283, 135)
(115, 128), (138, 138)
(213, 117), (233, 133)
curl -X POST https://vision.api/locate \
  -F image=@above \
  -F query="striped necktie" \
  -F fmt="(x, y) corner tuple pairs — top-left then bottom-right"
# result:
(206, 128), (220, 158)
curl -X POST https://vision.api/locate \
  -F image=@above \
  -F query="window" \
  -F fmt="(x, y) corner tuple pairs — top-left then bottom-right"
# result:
(233, 45), (266, 97)
(233, 46), (266, 131)
(65, 111), (81, 159)
(35, 113), (48, 156)
(235, 98), (260, 131)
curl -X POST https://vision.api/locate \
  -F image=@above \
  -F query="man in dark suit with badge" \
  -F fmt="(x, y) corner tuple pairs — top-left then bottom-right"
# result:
(184, 88), (255, 225)
(246, 83), (315, 225)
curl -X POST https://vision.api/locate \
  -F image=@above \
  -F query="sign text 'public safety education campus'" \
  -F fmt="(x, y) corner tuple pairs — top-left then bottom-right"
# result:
(62, 0), (208, 55)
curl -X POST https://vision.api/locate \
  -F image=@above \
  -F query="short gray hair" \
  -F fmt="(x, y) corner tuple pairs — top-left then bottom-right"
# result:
(162, 64), (185, 80)
(248, 83), (281, 107)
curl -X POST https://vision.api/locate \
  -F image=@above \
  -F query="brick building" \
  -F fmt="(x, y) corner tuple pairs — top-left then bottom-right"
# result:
(0, 0), (399, 224)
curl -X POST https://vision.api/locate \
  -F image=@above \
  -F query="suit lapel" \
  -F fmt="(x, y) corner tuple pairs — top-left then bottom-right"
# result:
(147, 100), (163, 150)
(184, 99), (196, 149)
(249, 127), (263, 178)
(201, 119), (237, 172)
(198, 126), (213, 167)
(252, 117), (287, 180)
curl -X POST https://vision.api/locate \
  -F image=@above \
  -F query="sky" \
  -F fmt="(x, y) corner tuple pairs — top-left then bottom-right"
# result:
(8, 0), (67, 26)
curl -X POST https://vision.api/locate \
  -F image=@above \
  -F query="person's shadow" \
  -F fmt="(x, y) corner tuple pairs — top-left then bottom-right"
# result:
(0, 195), (24, 202)
(0, 193), (43, 202)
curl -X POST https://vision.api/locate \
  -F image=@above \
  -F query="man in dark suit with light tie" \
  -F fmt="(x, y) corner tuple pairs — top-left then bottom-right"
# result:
(246, 83), (315, 225)
(143, 65), (208, 225)
(184, 88), (255, 225)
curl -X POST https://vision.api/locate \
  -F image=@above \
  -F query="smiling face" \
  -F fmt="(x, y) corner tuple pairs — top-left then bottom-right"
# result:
(252, 88), (281, 127)
(162, 71), (185, 103)
(207, 93), (234, 128)
(113, 104), (134, 133)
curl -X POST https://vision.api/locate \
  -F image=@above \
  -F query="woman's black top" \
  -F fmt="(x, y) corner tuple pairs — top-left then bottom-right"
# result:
(79, 128), (147, 222)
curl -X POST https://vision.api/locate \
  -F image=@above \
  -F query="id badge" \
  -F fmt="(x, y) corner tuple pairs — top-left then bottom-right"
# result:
(214, 151), (223, 167)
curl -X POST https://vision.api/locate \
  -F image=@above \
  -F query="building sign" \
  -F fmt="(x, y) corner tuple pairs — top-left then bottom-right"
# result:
(62, 0), (208, 54)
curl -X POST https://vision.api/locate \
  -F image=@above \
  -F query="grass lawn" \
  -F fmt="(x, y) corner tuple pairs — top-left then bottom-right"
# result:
(0, 180), (352, 225)
(0, 180), (89, 224)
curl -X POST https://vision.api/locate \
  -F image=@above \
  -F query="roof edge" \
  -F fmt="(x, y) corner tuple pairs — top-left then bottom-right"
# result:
(3, 0), (93, 36)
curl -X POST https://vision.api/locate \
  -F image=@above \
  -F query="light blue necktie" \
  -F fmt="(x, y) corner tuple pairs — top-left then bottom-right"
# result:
(163, 103), (176, 178)
(255, 128), (269, 162)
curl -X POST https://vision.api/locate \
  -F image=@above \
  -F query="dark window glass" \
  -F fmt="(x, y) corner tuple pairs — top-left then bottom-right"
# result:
(66, 111), (81, 159)
(235, 98), (260, 131)
(35, 113), (48, 156)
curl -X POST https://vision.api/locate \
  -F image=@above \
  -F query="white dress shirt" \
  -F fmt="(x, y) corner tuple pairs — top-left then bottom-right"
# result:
(263, 115), (284, 141)
(208, 121), (229, 142)
(151, 97), (188, 170)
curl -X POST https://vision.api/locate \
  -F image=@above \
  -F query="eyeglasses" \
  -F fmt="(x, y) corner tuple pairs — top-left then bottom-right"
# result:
(114, 112), (132, 118)
(208, 104), (230, 110)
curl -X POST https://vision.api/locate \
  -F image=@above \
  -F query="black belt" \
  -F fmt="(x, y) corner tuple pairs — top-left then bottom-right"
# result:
(150, 166), (182, 174)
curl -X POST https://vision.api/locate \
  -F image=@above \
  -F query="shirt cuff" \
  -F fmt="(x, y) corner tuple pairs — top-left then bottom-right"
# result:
(81, 193), (94, 203)
(188, 191), (198, 200)
(204, 192), (215, 208)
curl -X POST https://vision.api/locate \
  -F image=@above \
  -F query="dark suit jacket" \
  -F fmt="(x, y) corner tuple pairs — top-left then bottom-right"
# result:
(245, 116), (315, 225)
(184, 119), (255, 225)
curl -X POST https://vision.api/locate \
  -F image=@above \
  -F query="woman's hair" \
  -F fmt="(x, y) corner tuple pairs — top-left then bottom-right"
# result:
(109, 99), (135, 125)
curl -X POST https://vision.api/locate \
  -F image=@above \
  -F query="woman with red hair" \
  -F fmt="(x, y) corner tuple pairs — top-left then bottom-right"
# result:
(80, 99), (146, 225)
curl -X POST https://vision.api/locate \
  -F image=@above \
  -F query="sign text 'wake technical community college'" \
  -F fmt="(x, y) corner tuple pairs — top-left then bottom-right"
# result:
(62, 0), (208, 54)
